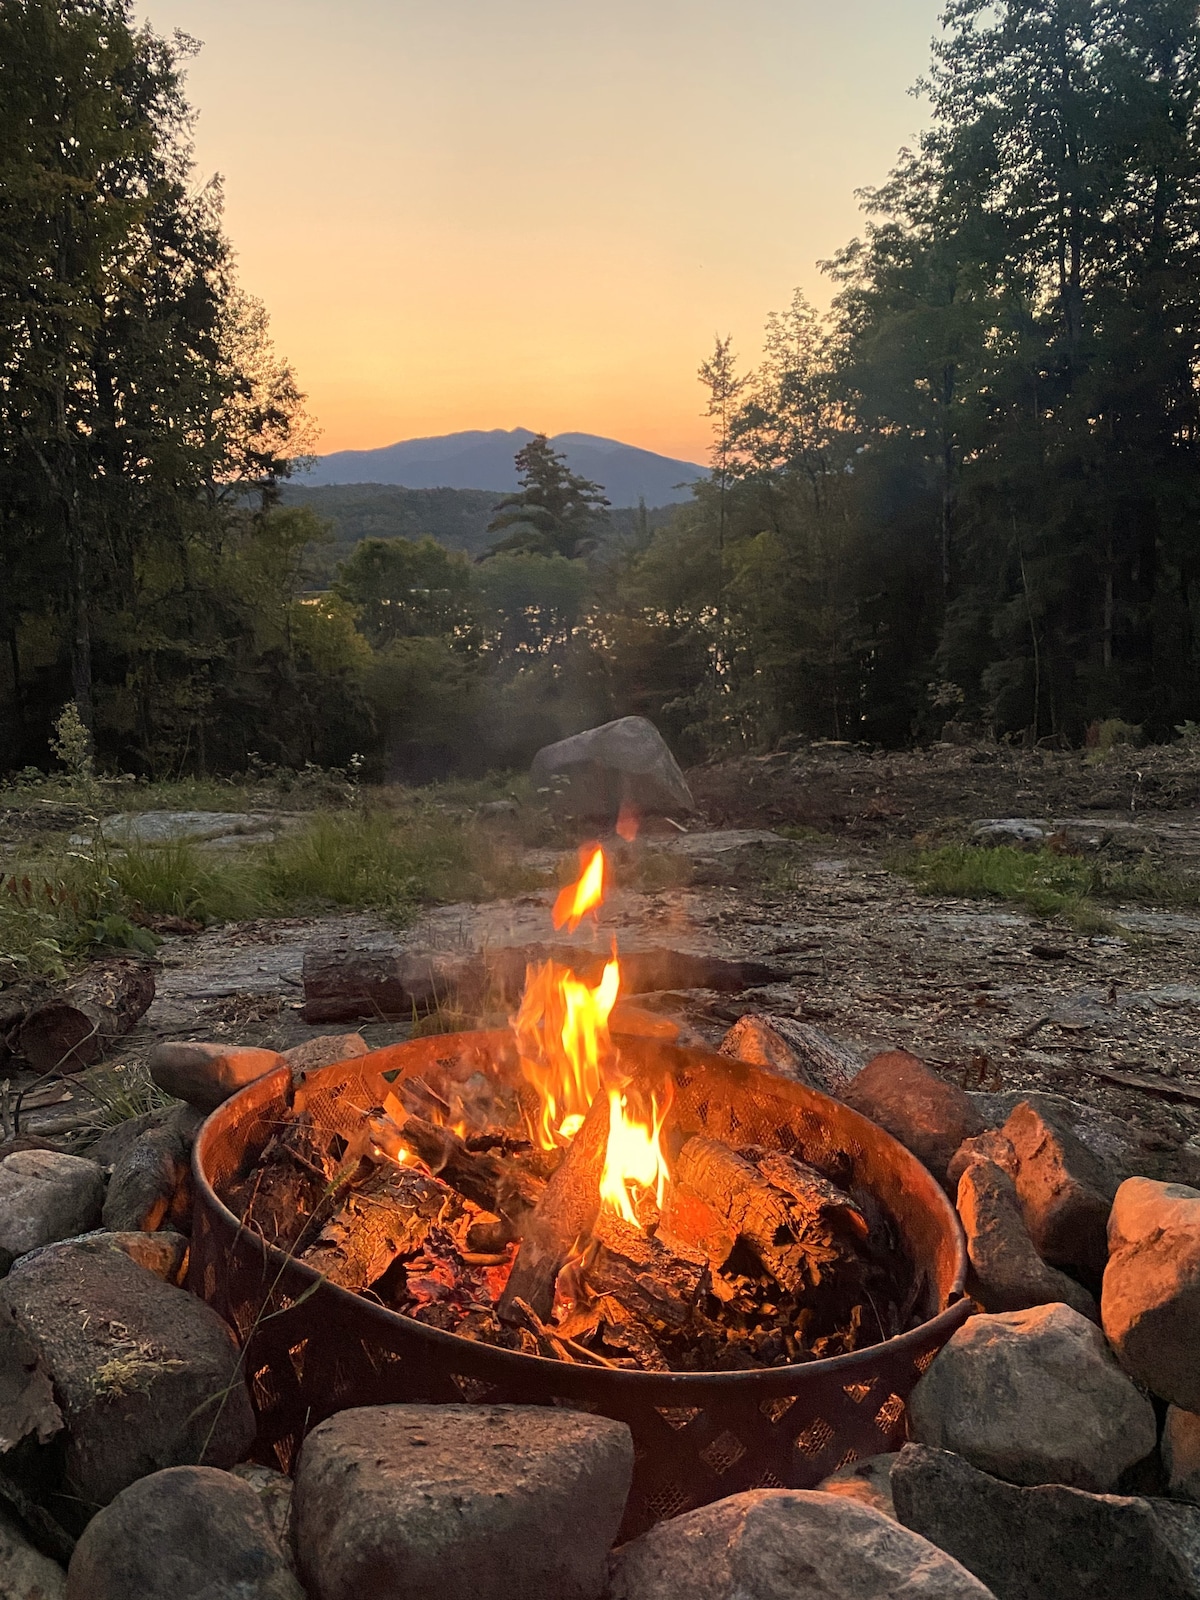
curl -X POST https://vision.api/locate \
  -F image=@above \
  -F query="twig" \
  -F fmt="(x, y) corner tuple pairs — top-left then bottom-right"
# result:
(1079, 1065), (1200, 1107)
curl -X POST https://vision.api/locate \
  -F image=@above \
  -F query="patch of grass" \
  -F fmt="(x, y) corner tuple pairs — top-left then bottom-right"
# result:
(892, 843), (1200, 933)
(111, 839), (268, 922)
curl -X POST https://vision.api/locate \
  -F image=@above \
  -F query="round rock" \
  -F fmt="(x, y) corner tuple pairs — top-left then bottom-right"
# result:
(148, 1042), (285, 1111)
(908, 1302), (1155, 1490)
(0, 1151), (105, 1268)
(67, 1466), (302, 1600)
(607, 1488), (995, 1600)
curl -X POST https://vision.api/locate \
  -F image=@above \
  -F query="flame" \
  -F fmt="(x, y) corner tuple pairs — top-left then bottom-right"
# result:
(513, 956), (620, 1150)
(615, 802), (640, 842)
(553, 844), (605, 933)
(598, 1085), (672, 1225)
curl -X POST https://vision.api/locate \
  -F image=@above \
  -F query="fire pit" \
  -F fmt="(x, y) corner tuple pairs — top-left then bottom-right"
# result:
(191, 1027), (968, 1537)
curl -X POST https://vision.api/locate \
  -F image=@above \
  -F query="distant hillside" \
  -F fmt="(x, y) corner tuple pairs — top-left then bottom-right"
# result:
(297, 427), (706, 506)
(281, 482), (677, 579)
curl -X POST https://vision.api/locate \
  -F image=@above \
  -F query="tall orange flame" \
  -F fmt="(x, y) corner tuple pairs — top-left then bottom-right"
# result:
(553, 844), (605, 933)
(598, 1084), (671, 1225)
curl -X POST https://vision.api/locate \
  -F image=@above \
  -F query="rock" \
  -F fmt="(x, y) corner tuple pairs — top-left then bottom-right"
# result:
(280, 1033), (367, 1077)
(717, 1015), (819, 1088)
(476, 798), (519, 819)
(956, 1160), (1098, 1320)
(971, 819), (1046, 848)
(0, 1153), (105, 1271)
(816, 1454), (899, 1519)
(101, 1106), (201, 1233)
(293, 1403), (632, 1600)
(947, 1130), (1018, 1188)
(84, 1109), (165, 1170)
(530, 716), (694, 822)
(606, 1488), (996, 1600)
(1102, 1177), (1200, 1409)
(0, 1242), (254, 1506)
(892, 1443), (1200, 1600)
(1164, 1408), (1200, 1504)
(10, 1229), (188, 1286)
(74, 810), (280, 847)
(908, 1302), (1155, 1490)
(842, 1050), (984, 1181)
(148, 1041), (284, 1112)
(0, 1506), (66, 1600)
(1002, 1099), (1115, 1283)
(66, 1466), (302, 1600)
(231, 1464), (296, 1571)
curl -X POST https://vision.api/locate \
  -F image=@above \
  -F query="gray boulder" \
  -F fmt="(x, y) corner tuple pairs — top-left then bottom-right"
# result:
(908, 1303), (1155, 1490)
(893, 1443), (1200, 1600)
(1103, 1177), (1200, 1408)
(66, 1466), (302, 1600)
(971, 819), (1046, 848)
(10, 1229), (188, 1286)
(0, 1152), (105, 1270)
(0, 1506), (66, 1599)
(0, 1241), (254, 1507)
(149, 1041), (285, 1111)
(530, 716), (694, 821)
(956, 1160), (1098, 1320)
(293, 1403), (633, 1600)
(606, 1488), (996, 1599)
(101, 1105), (201, 1233)
(1164, 1408), (1200, 1504)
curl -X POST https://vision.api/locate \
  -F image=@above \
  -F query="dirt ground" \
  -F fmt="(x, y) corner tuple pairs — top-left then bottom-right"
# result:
(10, 741), (1200, 1170)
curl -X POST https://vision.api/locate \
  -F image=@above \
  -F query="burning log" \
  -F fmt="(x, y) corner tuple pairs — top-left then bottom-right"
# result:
(303, 1164), (461, 1293)
(658, 1136), (866, 1293)
(586, 1214), (709, 1336)
(14, 959), (155, 1074)
(365, 1105), (544, 1235)
(497, 1090), (612, 1324)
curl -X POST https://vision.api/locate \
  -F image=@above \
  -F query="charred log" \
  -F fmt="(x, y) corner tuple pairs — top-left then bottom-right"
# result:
(15, 959), (155, 1074)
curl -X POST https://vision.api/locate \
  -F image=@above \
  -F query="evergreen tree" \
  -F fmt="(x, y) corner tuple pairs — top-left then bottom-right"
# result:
(485, 434), (610, 559)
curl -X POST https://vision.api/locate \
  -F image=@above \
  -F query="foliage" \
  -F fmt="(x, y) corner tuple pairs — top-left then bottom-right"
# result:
(486, 434), (610, 559)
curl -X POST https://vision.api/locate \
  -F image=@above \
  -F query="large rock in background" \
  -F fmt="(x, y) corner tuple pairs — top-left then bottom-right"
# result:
(0, 1242), (254, 1508)
(293, 1403), (633, 1600)
(907, 1303), (1155, 1490)
(606, 1488), (996, 1600)
(66, 1466), (302, 1600)
(0, 1153), (105, 1272)
(1103, 1177), (1200, 1408)
(530, 717), (694, 822)
(892, 1444), (1200, 1600)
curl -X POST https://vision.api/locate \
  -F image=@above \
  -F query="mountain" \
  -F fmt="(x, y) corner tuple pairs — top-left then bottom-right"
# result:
(297, 428), (706, 506)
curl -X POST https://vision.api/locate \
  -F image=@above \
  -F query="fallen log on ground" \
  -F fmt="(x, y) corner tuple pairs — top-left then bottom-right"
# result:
(301, 942), (786, 1024)
(15, 959), (156, 1074)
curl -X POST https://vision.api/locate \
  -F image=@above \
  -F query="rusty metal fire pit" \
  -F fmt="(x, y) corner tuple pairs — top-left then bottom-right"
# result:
(190, 1029), (968, 1538)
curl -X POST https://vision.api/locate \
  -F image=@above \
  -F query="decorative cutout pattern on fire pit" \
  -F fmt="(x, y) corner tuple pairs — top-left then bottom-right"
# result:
(191, 1032), (968, 1539)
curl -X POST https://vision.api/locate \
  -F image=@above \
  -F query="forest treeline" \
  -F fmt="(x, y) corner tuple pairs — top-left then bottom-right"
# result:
(3, 0), (1200, 781)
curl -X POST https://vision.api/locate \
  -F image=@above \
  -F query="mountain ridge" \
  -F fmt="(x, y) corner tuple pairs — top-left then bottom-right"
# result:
(299, 427), (706, 506)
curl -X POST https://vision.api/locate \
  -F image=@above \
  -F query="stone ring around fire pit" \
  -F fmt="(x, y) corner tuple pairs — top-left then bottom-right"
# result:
(190, 1030), (969, 1541)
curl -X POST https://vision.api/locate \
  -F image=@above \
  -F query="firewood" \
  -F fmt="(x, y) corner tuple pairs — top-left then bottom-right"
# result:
(303, 1165), (459, 1292)
(587, 1213), (709, 1334)
(659, 1135), (855, 1292)
(15, 959), (155, 1073)
(497, 1090), (611, 1323)
(751, 1150), (868, 1240)
(301, 941), (787, 1023)
(366, 1106), (545, 1231)
(718, 1015), (862, 1095)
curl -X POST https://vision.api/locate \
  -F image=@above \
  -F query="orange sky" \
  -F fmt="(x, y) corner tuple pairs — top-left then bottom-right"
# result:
(139, 0), (941, 462)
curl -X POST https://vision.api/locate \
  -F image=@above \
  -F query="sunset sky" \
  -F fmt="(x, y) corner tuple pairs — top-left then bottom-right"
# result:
(139, 0), (942, 462)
